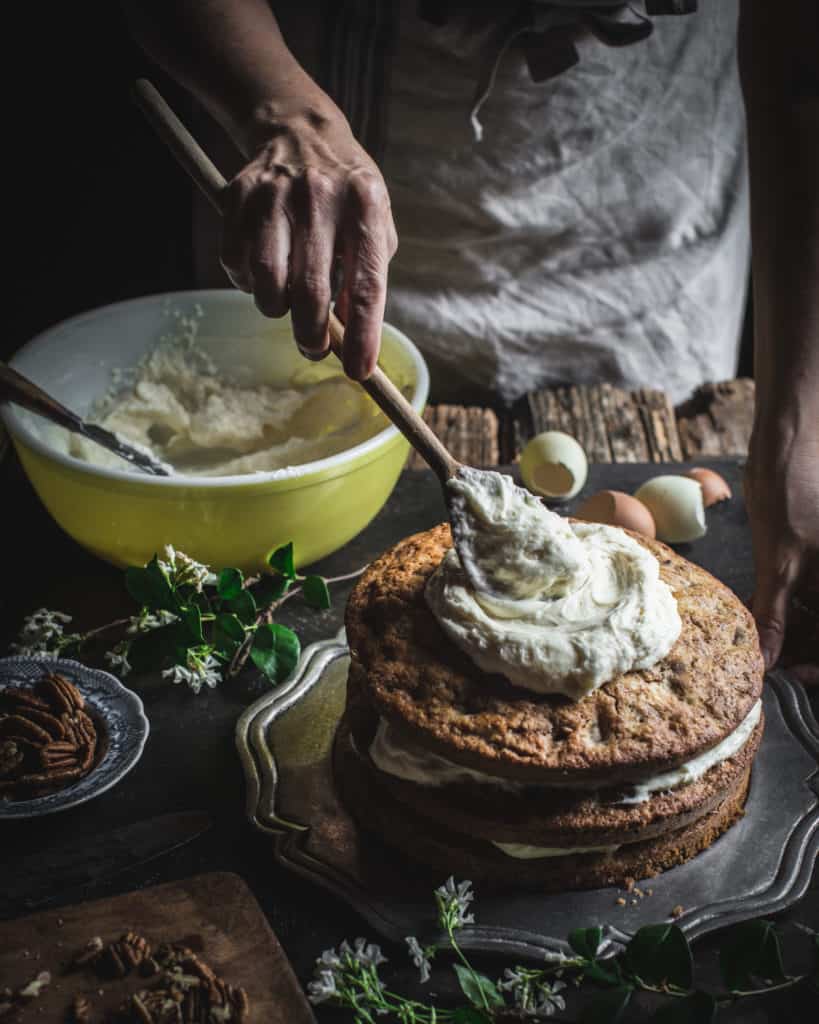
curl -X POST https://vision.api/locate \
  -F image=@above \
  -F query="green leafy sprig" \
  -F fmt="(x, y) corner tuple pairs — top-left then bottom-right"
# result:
(306, 879), (818, 1023)
(9, 542), (363, 693)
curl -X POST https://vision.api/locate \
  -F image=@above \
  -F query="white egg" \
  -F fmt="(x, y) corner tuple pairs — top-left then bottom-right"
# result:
(633, 475), (706, 543)
(519, 431), (588, 500)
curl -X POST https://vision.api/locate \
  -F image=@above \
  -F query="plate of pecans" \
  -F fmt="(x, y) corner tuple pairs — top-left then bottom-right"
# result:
(0, 657), (149, 818)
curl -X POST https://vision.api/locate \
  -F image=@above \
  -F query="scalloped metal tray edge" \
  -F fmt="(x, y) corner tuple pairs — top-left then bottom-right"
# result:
(236, 629), (819, 959)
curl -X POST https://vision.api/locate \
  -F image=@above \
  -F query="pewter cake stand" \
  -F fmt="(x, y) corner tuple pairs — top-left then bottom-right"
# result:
(236, 629), (819, 959)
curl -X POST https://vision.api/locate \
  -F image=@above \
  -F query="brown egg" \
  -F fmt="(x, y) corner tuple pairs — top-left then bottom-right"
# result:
(574, 490), (656, 538)
(686, 467), (732, 507)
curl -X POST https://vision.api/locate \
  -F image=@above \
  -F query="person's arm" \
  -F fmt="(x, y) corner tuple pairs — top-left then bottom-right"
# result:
(738, 0), (819, 682)
(121, 0), (397, 379)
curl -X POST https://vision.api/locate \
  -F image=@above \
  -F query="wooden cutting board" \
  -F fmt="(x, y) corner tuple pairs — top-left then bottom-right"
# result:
(0, 872), (315, 1023)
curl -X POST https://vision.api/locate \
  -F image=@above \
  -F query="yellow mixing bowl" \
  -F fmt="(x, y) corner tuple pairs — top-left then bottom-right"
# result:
(1, 290), (429, 572)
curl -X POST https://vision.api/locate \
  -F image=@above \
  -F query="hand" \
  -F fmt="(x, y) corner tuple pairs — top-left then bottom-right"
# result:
(745, 419), (819, 685)
(220, 105), (397, 380)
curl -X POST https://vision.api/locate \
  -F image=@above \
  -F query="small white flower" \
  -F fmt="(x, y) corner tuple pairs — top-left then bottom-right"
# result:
(316, 948), (342, 970)
(11, 609), (76, 657)
(499, 969), (566, 1016)
(126, 609), (177, 635)
(307, 968), (338, 1005)
(435, 877), (475, 929)
(162, 650), (222, 694)
(157, 545), (214, 593)
(405, 936), (433, 984)
(104, 641), (132, 677)
(350, 937), (387, 969)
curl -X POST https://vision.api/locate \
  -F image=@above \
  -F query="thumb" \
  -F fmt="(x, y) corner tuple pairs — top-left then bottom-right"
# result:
(752, 548), (801, 671)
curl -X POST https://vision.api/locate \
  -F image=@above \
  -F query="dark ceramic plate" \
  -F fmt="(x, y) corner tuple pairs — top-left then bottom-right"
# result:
(237, 629), (819, 959)
(0, 656), (149, 819)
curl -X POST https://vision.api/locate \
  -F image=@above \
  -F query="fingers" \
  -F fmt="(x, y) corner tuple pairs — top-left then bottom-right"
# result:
(249, 189), (292, 319)
(751, 545), (802, 671)
(220, 174), (256, 293)
(221, 173), (293, 319)
(219, 162), (397, 378)
(288, 168), (336, 360)
(337, 171), (396, 380)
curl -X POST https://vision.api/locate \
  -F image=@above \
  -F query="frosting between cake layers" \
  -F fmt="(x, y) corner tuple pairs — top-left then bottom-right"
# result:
(425, 467), (682, 699)
(491, 841), (619, 859)
(369, 700), (762, 805)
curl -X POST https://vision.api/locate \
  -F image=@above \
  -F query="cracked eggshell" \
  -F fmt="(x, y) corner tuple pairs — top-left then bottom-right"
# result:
(686, 467), (732, 507)
(519, 431), (588, 500)
(634, 475), (707, 543)
(574, 490), (656, 538)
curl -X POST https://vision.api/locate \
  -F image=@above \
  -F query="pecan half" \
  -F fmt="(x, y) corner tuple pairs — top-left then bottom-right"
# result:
(39, 755), (80, 771)
(42, 739), (79, 756)
(99, 942), (128, 979)
(38, 675), (74, 713)
(23, 707), (66, 739)
(70, 993), (92, 1023)
(0, 715), (51, 745)
(229, 985), (249, 1021)
(0, 687), (50, 712)
(42, 671), (83, 712)
(75, 710), (98, 746)
(127, 992), (155, 1023)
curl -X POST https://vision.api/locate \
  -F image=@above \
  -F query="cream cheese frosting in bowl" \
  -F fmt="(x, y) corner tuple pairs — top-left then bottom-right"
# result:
(425, 468), (682, 700)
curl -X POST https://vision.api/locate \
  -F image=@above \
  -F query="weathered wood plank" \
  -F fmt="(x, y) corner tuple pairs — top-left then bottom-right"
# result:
(408, 378), (753, 470)
(634, 387), (685, 462)
(407, 404), (500, 469)
(517, 383), (685, 463)
(675, 379), (755, 459)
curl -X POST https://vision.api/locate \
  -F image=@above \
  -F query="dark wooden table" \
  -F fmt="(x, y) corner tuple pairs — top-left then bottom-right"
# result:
(1, 448), (816, 1022)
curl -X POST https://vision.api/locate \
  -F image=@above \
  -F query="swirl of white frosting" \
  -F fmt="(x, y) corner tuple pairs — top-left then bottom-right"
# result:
(426, 468), (682, 699)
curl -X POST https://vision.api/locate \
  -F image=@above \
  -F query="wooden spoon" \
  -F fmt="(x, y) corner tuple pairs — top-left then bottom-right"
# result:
(0, 360), (171, 476)
(132, 79), (502, 586)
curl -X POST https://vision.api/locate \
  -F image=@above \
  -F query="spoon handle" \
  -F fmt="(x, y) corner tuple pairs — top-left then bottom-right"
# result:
(0, 361), (85, 433)
(132, 78), (461, 485)
(325, 313), (460, 482)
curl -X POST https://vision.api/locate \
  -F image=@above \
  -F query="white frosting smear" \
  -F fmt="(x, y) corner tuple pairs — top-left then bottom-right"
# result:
(426, 468), (682, 699)
(491, 841), (619, 859)
(616, 699), (762, 804)
(369, 700), (761, 805)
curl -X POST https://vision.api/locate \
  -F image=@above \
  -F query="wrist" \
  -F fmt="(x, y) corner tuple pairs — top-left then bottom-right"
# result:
(236, 92), (346, 156)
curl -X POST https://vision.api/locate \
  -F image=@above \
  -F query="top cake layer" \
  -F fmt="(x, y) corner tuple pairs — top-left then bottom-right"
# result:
(345, 523), (764, 785)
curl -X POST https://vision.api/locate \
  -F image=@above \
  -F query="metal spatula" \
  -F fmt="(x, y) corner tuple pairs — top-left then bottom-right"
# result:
(0, 360), (171, 477)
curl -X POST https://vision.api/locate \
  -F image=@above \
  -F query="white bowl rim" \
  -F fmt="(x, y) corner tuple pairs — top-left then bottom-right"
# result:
(0, 290), (430, 488)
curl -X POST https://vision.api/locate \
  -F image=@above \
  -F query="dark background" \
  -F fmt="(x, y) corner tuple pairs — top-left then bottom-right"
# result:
(5, 1), (755, 388)
(6, 4), (195, 365)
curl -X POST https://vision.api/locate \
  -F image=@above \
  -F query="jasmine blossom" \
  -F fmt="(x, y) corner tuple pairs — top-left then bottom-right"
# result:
(104, 641), (133, 677)
(158, 544), (214, 592)
(10, 609), (80, 658)
(405, 936), (434, 984)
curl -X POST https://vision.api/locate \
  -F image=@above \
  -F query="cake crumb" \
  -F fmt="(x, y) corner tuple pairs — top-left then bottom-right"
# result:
(624, 877), (636, 893)
(646, 889), (653, 896)
(615, 897), (627, 906)
(630, 898), (639, 905)
(633, 887), (644, 897)
(671, 904), (684, 919)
